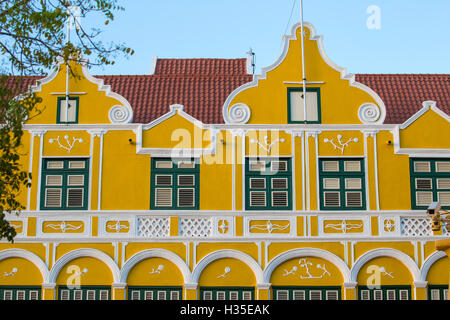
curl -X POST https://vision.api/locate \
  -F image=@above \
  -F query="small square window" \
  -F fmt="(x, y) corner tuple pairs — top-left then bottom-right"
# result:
(57, 97), (79, 124)
(288, 88), (321, 123)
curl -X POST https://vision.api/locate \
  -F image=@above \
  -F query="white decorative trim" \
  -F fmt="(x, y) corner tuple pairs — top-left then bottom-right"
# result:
(0, 249), (49, 283)
(420, 250), (447, 282)
(249, 135), (285, 153)
(318, 216), (370, 237)
(108, 105), (133, 124)
(263, 248), (351, 284)
(48, 135), (83, 153)
(136, 105), (217, 157)
(358, 103), (382, 124)
(149, 56), (158, 75)
(224, 103), (251, 124)
(378, 216), (401, 237)
(351, 248), (421, 283)
(245, 217), (294, 237)
(191, 249), (264, 284)
(36, 217), (91, 238)
(323, 134), (359, 154)
(99, 217), (135, 237)
(390, 101), (450, 157)
(222, 22), (386, 124)
(120, 249), (191, 284)
(49, 248), (120, 283)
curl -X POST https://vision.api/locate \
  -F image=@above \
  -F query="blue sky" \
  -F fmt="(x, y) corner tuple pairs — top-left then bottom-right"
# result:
(85, 0), (450, 75)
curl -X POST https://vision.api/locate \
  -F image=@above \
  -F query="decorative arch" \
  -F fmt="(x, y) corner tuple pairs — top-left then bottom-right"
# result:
(49, 248), (120, 284)
(351, 248), (421, 283)
(420, 250), (447, 282)
(191, 249), (264, 284)
(263, 248), (351, 284)
(120, 249), (191, 284)
(0, 249), (49, 283)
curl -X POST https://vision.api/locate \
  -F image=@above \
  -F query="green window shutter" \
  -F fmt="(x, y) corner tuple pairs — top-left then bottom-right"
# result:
(150, 158), (199, 210)
(410, 158), (450, 209)
(319, 159), (366, 210)
(127, 286), (182, 300)
(199, 287), (254, 300)
(41, 159), (89, 210)
(58, 286), (110, 300)
(0, 287), (41, 300)
(245, 158), (292, 210)
(358, 286), (411, 300)
(273, 286), (341, 300)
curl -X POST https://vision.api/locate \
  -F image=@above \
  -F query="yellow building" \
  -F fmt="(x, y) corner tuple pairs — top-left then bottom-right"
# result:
(1, 22), (449, 301)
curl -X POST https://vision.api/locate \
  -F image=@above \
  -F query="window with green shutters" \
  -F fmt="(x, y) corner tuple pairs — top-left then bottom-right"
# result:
(410, 158), (450, 209)
(150, 158), (199, 210)
(319, 158), (366, 210)
(128, 286), (182, 300)
(273, 286), (340, 300)
(200, 287), (254, 300)
(41, 158), (89, 210)
(245, 158), (292, 210)
(57, 96), (79, 124)
(58, 286), (110, 300)
(358, 286), (410, 300)
(0, 287), (41, 300)
(428, 285), (448, 300)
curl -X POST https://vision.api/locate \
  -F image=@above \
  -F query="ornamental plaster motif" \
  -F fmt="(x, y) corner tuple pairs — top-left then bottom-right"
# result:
(358, 103), (381, 124)
(3, 268), (18, 277)
(48, 135), (83, 152)
(149, 265), (164, 275)
(249, 220), (290, 234)
(106, 221), (130, 233)
(108, 105), (133, 124)
(217, 267), (231, 279)
(43, 221), (84, 233)
(324, 220), (364, 234)
(323, 134), (358, 154)
(250, 135), (286, 153)
(224, 103), (251, 124)
(282, 258), (331, 279)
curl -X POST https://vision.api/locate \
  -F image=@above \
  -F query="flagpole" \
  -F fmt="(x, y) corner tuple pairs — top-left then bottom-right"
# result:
(300, 0), (307, 122)
(65, 10), (70, 124)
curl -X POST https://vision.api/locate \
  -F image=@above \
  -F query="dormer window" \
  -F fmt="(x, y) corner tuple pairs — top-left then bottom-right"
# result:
(57, 96), (79, 124)
(287, 87), (321, 123)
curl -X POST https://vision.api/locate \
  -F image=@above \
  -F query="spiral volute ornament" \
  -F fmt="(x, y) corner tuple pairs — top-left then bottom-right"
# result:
(226, 103), (251, 124)
(109, 105), (133, 124)
(358, 103), (381, 124)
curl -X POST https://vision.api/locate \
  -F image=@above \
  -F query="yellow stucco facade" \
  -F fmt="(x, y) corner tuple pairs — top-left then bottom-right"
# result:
(1, 22), (449, 301)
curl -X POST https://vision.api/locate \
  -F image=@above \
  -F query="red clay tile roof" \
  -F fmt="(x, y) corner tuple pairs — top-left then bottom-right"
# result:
(356, 74), (450, 124)
(98, 58), (253, 124)
(7, 59), (449, 125)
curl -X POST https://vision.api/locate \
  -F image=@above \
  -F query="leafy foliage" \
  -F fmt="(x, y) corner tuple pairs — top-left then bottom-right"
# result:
(0, 0), (133, 242)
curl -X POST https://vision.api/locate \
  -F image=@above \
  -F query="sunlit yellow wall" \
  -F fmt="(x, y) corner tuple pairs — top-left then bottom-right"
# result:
(101, 130), (150, 210)
(376, 130), (412, 210)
